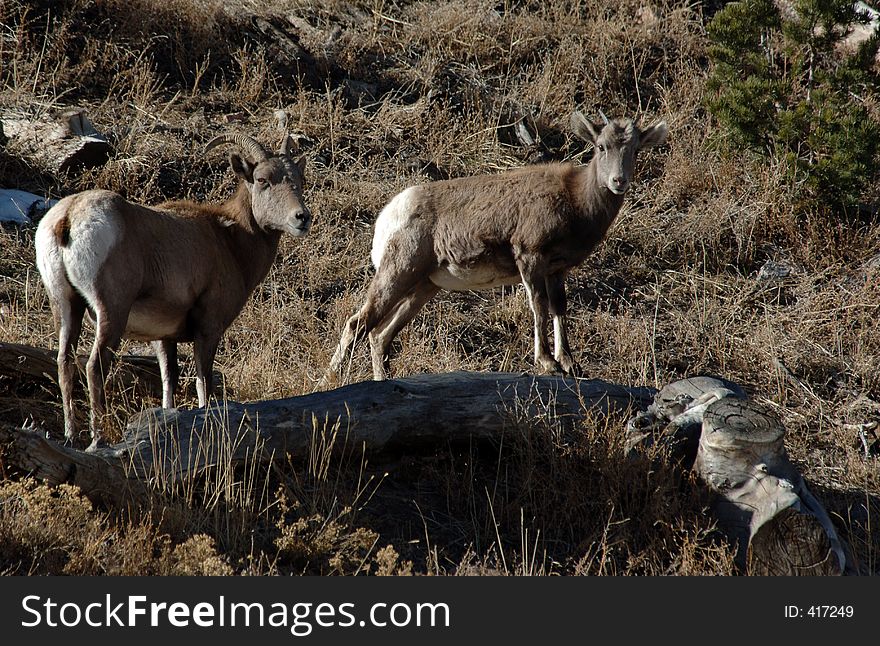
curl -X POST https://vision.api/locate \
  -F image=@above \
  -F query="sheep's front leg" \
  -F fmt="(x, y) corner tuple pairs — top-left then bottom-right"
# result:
(546, 271), (580, 376)
(152, 339), (179, 409)
(193, 333), (221, 408)
(517, 258), (560, 374)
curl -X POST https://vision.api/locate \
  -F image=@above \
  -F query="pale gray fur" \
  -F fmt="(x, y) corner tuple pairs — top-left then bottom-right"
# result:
(325, 113), (667, 384)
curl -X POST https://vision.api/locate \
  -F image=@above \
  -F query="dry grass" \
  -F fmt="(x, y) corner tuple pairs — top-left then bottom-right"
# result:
(1, 0), (878, 575)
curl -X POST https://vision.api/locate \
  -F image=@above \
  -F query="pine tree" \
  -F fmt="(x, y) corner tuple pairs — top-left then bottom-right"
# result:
(706, 0), (880, 213)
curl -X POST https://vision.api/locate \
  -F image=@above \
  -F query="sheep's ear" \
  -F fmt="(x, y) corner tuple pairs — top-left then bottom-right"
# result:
(570, 111), (601, 143)
(281, 134), (298, 158)
(230, 153), (256, 182)
(295, 155), (306, 178)
(639, 121), (668, 149)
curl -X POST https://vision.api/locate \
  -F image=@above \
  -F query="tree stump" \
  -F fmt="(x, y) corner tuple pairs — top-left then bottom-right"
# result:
(627, 377), (845, 575)
(695, 398), (844, 575)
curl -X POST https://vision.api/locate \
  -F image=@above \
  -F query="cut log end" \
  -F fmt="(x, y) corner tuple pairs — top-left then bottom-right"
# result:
(748, 506), (843, 575)
(702, 398), (785, 447)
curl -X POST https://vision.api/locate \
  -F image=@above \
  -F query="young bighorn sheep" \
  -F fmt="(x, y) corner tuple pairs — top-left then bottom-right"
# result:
(325, 112), (666, 383)
(35, 133), (311, 450)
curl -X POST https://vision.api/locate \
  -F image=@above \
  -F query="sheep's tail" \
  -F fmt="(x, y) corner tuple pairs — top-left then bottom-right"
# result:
(53, 213), (71, 246)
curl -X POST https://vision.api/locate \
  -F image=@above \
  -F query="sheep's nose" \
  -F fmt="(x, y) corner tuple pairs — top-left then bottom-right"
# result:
(295, 210), (310, 223)
(611, 175), (627, 188)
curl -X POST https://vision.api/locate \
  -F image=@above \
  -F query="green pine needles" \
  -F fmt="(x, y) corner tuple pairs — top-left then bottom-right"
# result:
(706, 0), (880, 214)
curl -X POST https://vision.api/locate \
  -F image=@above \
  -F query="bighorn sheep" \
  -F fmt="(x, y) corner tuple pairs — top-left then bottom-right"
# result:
(35, 133), (311, 450)
(325, 112), (666, 383)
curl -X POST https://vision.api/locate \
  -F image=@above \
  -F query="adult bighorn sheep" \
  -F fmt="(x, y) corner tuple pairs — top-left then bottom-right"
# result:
(325, 112), (666, 383)
(35, 133), (311, 450)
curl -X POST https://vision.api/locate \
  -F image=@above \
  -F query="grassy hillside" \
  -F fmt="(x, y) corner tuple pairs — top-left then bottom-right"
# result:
(0, 0), (878, 575)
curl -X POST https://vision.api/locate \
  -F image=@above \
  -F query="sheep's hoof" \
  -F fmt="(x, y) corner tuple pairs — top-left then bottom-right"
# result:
(316, 372), (340, 391)
(63, 431), (91, 451)
(559, 359), (582, 378)
(536, 358), (563, 375)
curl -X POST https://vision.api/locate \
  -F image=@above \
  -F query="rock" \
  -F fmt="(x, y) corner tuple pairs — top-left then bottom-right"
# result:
(0, 189), (58, 225)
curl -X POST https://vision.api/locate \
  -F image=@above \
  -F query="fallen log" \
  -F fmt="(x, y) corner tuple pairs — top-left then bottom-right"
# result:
(0, 341), (219, 402)
(0, 371), (655, 505)
(2, 367), (844, 574)
(1, 341), (163, 399)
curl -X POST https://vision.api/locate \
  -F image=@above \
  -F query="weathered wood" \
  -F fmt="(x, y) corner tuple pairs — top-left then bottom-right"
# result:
(748, 507), (842, 575)
(0, 342), (219, 402)
(627, 377), (845, 575)
(695, 397), (845, 575)
(3, 365), (846, 573)
(0, 189), (57, 224)
(695, 398), (793, 485)
(625, 375), (745, 466)
(0, 371), (655, 505)
(0, 420), (149, 502)
(1, 341), (162, 398)
(0, 109), (111, 176)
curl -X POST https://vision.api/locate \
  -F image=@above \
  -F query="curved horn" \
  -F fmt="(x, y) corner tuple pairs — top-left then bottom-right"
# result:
(204, 133), (269, 162)
(598, 109), (610, 126)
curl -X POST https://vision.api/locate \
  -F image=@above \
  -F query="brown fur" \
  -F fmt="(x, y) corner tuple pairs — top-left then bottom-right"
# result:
(325, 115), (666, 383)
(423, 163), (623, 274)
(160, 184), (255, 231)
(35, 139), (311, 449)
(53, 215), (71, 246)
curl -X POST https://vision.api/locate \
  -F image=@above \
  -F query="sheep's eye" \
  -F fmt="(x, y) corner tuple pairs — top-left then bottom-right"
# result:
(256, 177), (268, 186)
(597, 144), (606, 153)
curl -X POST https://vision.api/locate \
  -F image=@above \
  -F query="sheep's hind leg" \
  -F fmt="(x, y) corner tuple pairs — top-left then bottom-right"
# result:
(85, 306), (126, 451)
(325, 307), (371, 385)
(369, 279), (440, 379)
(326, 260), (429, 383)
(57, 292), (87, 443)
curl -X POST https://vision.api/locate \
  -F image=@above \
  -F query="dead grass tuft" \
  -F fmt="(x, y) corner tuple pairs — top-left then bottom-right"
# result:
(1, 0), (878, 575)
